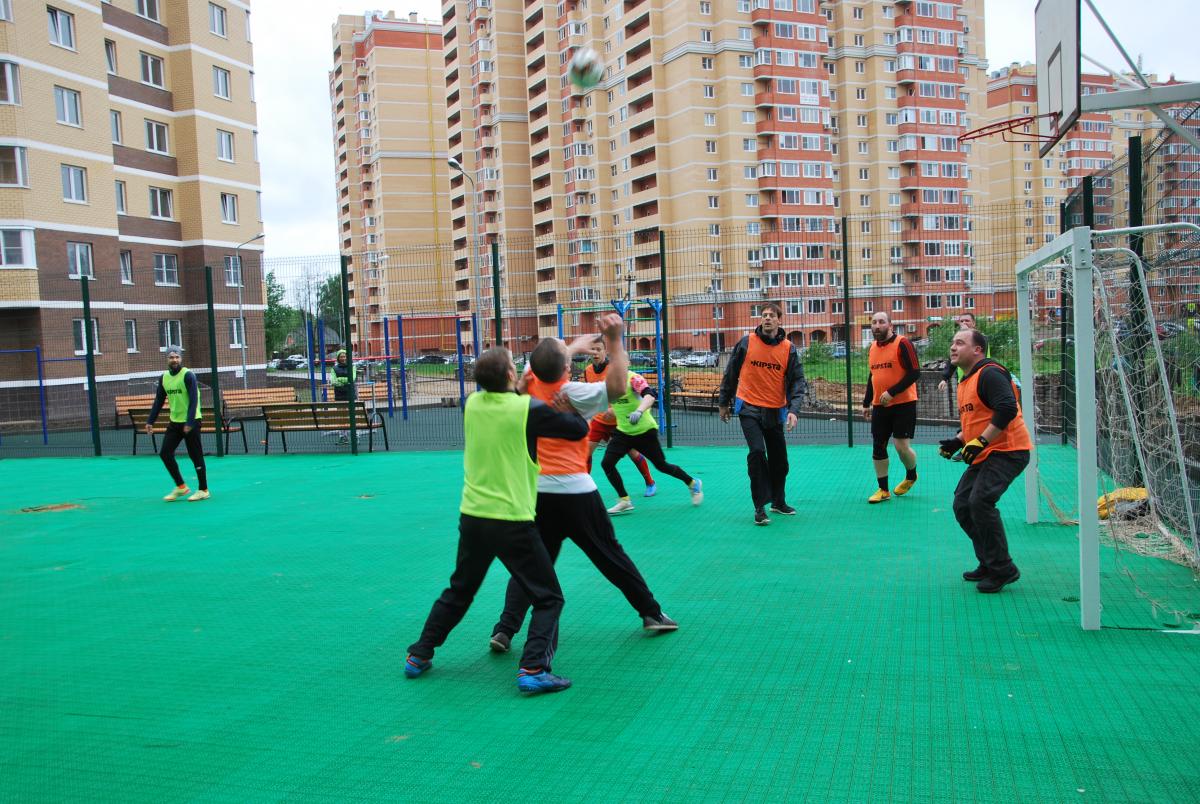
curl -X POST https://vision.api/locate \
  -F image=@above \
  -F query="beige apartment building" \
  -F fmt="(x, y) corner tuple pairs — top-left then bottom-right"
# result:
(330, 12), (455, 355)
(0, 0), (263, 420)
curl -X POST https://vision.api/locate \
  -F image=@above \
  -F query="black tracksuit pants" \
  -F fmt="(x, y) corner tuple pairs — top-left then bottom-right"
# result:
(408, 513), (564, 671)
(952, 450), (1029, 575)
(601, 429), (692, 498)
(160, 422), (207, 490)
(738, 407), (789, 510)
(494, 490), (662, 639)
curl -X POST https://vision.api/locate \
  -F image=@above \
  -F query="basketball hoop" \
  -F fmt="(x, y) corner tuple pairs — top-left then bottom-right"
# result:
(959, 112), (1061, 144)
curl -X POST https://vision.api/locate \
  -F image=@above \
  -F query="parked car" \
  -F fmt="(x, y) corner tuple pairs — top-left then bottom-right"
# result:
(266, 358), (281, 370)
(683, 352), (718, 367)
(277, 357), (307, 370)
(629, 352), (658, 368)
(407, 354), (450, 365)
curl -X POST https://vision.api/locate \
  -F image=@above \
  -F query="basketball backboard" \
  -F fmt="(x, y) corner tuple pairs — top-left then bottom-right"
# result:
(1035, 0), (1081, 156)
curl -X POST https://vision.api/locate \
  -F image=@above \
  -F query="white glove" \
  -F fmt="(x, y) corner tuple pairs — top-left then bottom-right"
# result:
(628, 410), (642, 425)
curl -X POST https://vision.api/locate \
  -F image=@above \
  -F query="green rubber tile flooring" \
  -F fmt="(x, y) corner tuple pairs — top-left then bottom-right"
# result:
(1, 446), (1198, 802)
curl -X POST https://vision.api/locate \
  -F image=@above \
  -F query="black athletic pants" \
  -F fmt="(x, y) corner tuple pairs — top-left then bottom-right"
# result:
(160, 422), (207, 490)
(601, 429), (692, 498)
(952, 450), (1029, 575)
(408, 513), (564, 671)
(738, 407), (789, 510)
(494, 490), (662, 639)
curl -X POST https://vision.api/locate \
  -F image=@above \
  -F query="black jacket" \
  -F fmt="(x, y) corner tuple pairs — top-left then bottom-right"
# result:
(718, 325), (807, 415)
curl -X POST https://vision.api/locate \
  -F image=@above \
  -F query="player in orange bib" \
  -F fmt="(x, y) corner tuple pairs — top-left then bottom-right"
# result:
(938, 328), (1032, 593)
(717, 302), (807, 525)
(583, 339), (657, 497)
(861, 312), (920, 504)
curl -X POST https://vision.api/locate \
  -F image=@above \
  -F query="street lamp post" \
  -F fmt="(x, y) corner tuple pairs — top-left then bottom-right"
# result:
(235, 232), (265, 389)
(448, 158), (484, 349)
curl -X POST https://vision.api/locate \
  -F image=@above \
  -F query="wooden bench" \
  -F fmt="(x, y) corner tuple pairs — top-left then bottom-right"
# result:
(127, 408), (247, 455)
(674, 373), (723, 412)
(220, 387), (297, 419)
(320, 383), (393, 404)
(262, 402), (389, 453)
(114, 394), (157, 428)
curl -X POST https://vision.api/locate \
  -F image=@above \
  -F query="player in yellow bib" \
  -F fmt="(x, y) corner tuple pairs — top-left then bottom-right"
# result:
(145, 347), (209, 502)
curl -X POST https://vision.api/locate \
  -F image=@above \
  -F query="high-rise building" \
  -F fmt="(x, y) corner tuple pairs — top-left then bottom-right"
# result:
(0, 0), (263, 411)
(330, 12), (453, 353)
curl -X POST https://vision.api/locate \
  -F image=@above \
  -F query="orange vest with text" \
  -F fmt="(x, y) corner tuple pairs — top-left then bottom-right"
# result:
(736, 335), (791, 408)
(868, 336), (919, 406)
(584, 361), (617, 425)
(526, 372), (589, 475)
(957, 363), (1032, 462)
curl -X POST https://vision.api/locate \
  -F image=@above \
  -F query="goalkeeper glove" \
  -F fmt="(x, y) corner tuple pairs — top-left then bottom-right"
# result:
(938, 437), (964, 460)
(628, 410), (642, 425)
(961, 436), (989, 465)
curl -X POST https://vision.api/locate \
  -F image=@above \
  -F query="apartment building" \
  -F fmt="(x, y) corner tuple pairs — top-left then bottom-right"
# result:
(0, 0), (263, 417)
(330, 12), (454, 354)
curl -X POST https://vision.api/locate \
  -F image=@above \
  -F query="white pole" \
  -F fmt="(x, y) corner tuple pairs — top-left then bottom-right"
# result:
(1070, 226), (1101, 631)
(1016, 268), (1038, 525)
(234, 233), (264, 389)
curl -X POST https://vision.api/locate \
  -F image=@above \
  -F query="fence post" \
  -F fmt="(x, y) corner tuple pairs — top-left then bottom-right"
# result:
(305, 318), (318, 403)
(203, 265), (225, 458)
(79, 275), (102, 456)
(397, 315), (409, 420)
(841, 216), (853, 448)
(339, 255), (358, 455)
(454, 316), (467, 408)
(35, 345), (48, 445)
(471, 312), (481, 358)
(318, 317), (328, 400)
(383, 316), (394, 418)
(556, 304), (564, 340)
(491, 240), (503, 348)
(1126, 136), (1149, 485)
(658, 230), (673, 447)
(1059, 195), (1074, 445)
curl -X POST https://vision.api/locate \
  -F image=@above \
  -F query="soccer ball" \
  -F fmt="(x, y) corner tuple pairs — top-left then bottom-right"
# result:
(568, 48), (603, 91)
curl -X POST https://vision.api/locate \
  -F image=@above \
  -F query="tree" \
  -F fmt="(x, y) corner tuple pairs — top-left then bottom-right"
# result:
(315, 274), (343, 330)
(264, 271), (300, 357)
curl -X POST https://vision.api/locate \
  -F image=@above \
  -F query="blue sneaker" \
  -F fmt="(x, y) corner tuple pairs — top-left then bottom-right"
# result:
(643, 483), (657, 498)
(690, 478), (704, 506)
(517, 668), (572, 694)
(404, 655), (432, 678)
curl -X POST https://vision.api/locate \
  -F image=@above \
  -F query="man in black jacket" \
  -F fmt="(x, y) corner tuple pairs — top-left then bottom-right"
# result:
(718, 303), (807, 525)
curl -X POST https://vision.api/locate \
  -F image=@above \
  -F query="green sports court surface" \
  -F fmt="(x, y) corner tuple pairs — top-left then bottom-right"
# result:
(2, 445), (1198, 801)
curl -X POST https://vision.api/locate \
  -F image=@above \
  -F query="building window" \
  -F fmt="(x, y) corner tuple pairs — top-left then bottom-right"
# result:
(245, 9), (251, 41)
(220, 193), (238, 223)
(0, 0), (11, 21)
(125, 319), (138, 352)
(700, 29), (712, 42)
(705, 140), (716, 154)
(228, 317), (244, 348)
(67, 241), (93, 278)
(136, 0), (159, 22)
(213, 66), (231, 99)
(104, 40), (117, 74)
(852, 5), (863, 18)
(149, 186), (173, 219)
(61, 164), (87, 202)
(47, 7), (75, 49)
(0, 229), (32, 267)
(154, 253), (178, 286)
(0, 145), (28, 186)
(120, 249), (133, 283)
(707, 195), (719, 209)
(217, 129), (234, 161)
(158, 320), (182, 351)
(110, 110), (122, 144)
(704, 113), (716, 126)
(0, 61), (18, 104)
(224, 255), (242, 287)
(72, 318), (99, 355)
(706, 168), (718, 181)
(701, 57), (713, 70)
(145, 119), (168, 153)
(703, 84), (714, 98)
(115, 180), (126, 213)
(53, 86), (81, 126)
(140, 53), (165, 88)
(209, 3), (227, 36)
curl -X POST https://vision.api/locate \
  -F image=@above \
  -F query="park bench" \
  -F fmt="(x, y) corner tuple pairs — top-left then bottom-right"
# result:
(674, 373), (722, 412)
(220, 387), (298, 419)
(319, 382), (393, 405)
(114, 394), (157, 428)
(262, 402), (389, 454)
(126, 408), (247, 455)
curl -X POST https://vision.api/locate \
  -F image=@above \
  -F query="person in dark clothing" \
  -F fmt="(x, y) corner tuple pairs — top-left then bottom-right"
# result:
(861, 312), (921, 504)
(939, 329), (1032, 593)
(331, 349), (355, 401)
(405, 347), (589, 694)
(145, 347), (209, 502)
(718, 302), (807, 525)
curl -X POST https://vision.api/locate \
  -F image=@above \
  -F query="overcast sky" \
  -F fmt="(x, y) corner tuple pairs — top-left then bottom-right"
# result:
(254, 0), (1200, 259)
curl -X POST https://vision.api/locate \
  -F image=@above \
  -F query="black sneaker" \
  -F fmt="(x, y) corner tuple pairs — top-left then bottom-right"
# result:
(489, 632), (511, 653)
(754, 508), (770, 525)
(642, 612), (679, 631)
(962, 565), (989, 582)
(770, 502), (797, 516)
(977, 567), (1020, 594)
